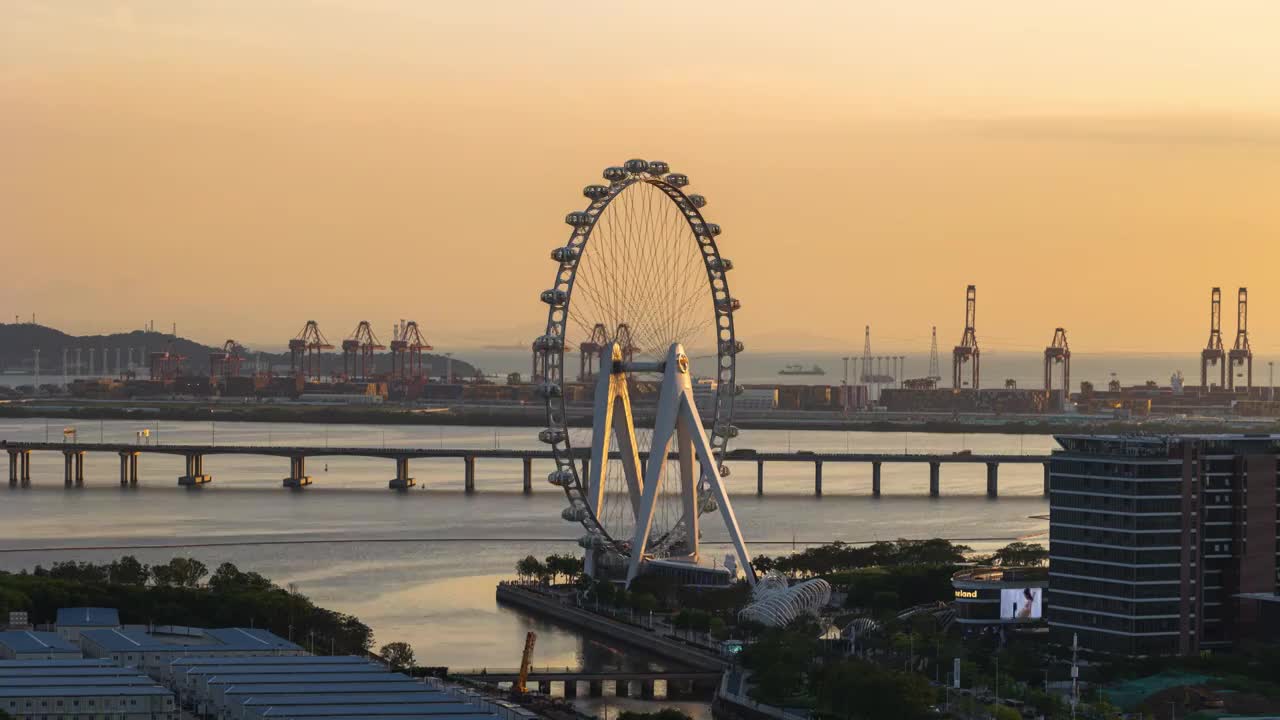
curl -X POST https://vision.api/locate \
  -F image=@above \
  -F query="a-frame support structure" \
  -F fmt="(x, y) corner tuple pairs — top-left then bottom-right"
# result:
(587, 342), (754, 587)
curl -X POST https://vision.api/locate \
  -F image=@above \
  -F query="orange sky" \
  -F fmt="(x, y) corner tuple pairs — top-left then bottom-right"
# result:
(3, 2), (1279, 353)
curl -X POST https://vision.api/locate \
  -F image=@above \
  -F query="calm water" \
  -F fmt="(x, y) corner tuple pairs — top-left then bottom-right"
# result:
(0, 418), (1054, 671)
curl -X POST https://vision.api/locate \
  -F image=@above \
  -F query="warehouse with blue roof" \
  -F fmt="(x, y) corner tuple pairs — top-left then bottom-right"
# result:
(0, 658), (175, 720)
(54, 607), (120, 645)
(0, 630), (81, 660)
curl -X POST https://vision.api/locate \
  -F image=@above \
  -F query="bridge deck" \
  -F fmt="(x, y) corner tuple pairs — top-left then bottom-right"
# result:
(2, 441), (1048, 463)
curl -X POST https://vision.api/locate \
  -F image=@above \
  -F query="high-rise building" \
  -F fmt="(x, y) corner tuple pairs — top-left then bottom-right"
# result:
(1047, 434), (1280, 655)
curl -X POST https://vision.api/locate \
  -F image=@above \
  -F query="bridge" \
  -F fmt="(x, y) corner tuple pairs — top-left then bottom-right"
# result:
(449, 668), (722, 699)
(1, 441), (1050, 497)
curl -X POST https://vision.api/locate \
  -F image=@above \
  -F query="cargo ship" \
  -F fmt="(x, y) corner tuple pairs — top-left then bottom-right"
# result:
(777, 364), (825, 376)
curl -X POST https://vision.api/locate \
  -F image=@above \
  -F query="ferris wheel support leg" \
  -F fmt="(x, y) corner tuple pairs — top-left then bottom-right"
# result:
(680, 399), (755, 587)
(625, 347), (683, 585)
(676, 412), (699, 560)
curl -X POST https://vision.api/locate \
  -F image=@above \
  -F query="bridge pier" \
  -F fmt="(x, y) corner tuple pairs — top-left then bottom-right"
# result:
(388, 457), (414, 490)
(119, 451), (140, 487)
(63, 450), (84, 487)
(563, 679), (578, 698)
(178, 454), (212, 487)
(522, 457), (533, 494)
(640, 679), (655, 699)
(12, 449), (32, 488)
(284, 456), (313, 489)
(986, 462), (999, 498)
(615, 679), (630, 697)
(871, 461), (882, 497)
(1043, 461), (1051, 496)
(814, 460), (823, 497)
(588, 680), (603, 697)
(464, 455), (476, 493)
(929, 461), (940, 497)
(756, 460), (764, 496)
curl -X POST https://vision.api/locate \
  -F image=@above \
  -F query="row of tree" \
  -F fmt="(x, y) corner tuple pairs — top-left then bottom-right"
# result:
(1, 556), (372, 655)
(514, 554), (584, 584)
(751, 539), (1047, 578)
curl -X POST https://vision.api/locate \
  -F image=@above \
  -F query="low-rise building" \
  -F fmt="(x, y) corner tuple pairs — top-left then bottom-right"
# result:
(0, 659), (175, 720)
(951, 567), (1049, 630)
(55, 607), (120, 646)
(0, 631), (81, 660)
(80, 626), (303, 678)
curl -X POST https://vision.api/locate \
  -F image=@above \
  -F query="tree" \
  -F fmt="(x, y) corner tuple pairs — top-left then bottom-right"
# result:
(992, 542), (1048, 567)
(108, 556), (149, 586)
(208, 563), (273, 592)
(709, 617), (729, 641)
(515, 555), (546, 583)
(816, 659), (936, 720)
(150, 557), (208, 587)
(618, 710), (691, 720)
(379, 641), (416, 670)
(987, 705), (1021, 720)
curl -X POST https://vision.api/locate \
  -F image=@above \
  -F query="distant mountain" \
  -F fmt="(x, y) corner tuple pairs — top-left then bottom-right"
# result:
(0, 324), (477, 378)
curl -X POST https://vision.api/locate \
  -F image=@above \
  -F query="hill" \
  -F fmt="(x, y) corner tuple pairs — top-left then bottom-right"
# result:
(0, 323), (476, 378)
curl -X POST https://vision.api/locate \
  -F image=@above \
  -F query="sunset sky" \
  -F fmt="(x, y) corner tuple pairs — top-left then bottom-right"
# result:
(3, 2), (1279, 354)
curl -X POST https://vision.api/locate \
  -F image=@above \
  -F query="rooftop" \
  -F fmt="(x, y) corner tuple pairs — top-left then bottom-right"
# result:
(221, 682), (427, 697)
(251, 703), (490, 717)
(55, 607), (120, 628)
(0, 631), (80, 654)
(82, 627), (301, 653)
(171, 655), (369, 668)
(0, 659), (114, 669)
(0, 685), (171, 698)
(239, 692), (450, 707)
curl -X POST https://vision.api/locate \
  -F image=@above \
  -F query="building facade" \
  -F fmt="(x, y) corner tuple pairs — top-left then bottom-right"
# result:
(1047, 434), (1280, 655)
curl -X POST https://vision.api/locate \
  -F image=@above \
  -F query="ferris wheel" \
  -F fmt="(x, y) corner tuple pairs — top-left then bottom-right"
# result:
(534, 158), (753, 586)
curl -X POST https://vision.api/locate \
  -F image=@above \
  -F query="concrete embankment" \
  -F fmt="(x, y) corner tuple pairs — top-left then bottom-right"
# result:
(495, 583), (727, 671)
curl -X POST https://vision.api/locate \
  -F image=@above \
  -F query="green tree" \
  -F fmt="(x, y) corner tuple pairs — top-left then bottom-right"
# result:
(208, 563), (273, 592)
(987, 705), (1021, 720)
(816, 659), (935, 720)
(709, 617), (729, 641)
(992, 542), (1048, 567)
(617, 709), (692, 720)
(151, 557), (208, 587)
(379, 641), (415, 670)
(630, 593), (658, 614)
(515, 555), (545, 583)
(108, 556), (149, 586)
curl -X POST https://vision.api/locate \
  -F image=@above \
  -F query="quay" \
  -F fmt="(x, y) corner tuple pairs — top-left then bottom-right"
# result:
(2, 440), (1050, 497)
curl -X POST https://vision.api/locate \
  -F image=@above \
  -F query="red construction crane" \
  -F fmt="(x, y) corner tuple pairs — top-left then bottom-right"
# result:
(290, 321), (333, 383)
(952, 285), (980, 390)
(209, 340), (244, 382)
(390, 321), (433, 380)
(1228, 287), (1252, 391)
(342, 321), (385, 381)
(1044, 328), (1070, 410)
(1200, 288), (1225, 391)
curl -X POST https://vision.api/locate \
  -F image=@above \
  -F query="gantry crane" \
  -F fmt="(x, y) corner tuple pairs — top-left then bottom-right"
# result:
(1228, 287), (1252, 391)
(209, 340), (244, 382)
(342, 321), (385, 381)
(390, 321), (433, 380)
(289, 321), (333, 383)
(1044, 328), (1070, 410)
(1200, 288), (1225, 391)
(952, 285), (980, 390)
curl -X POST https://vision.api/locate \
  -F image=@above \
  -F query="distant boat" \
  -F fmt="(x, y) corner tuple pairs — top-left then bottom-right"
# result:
(778, 364), (826, 376)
